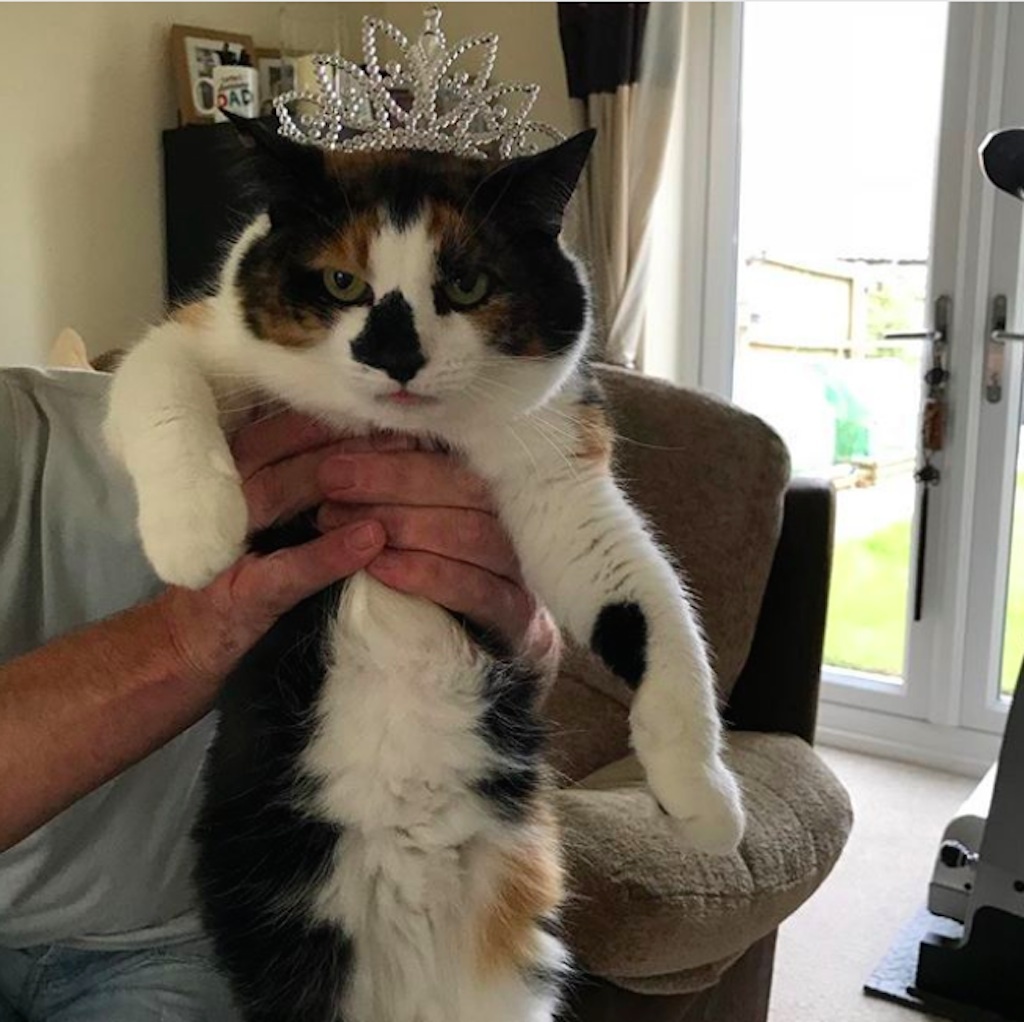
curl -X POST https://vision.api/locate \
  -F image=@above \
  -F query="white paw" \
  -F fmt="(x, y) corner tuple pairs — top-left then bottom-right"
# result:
(137, 474), (248, 589)
(641, 745), (745, 855)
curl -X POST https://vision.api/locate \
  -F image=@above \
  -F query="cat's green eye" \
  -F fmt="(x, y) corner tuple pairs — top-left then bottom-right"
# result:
(323, 269), (370, 304)
(442, 270), (491, 309)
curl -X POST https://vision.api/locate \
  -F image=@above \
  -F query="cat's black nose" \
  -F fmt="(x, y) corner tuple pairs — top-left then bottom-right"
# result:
(351, 291), (426, 384)
(382, 357), (425, 385)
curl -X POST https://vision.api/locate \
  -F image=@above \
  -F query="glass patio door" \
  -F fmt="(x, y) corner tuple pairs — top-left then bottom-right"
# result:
(725, 2), (1024, 753)
(733, 0), (946, 705)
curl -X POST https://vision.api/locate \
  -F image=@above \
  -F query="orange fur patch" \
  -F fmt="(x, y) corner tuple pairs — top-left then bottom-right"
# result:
(575, 402), (614, 465)
(324, 149), (406, 179)
(428, 199), (516, 341)
(251, 311), (331, 348)
(427, 202), (471, 250)
(247, 206), (384, 349)
(466, 293), (513, 339)
(91, 349), (125, 373)
(311, 209), (382, 275)
(170, 301), (213, 328)
(477, 806), (564, 977)
(520, 336), (551, 358)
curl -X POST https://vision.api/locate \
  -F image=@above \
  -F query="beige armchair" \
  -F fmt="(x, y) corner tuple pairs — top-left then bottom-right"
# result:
(549, 366), (853, 1022)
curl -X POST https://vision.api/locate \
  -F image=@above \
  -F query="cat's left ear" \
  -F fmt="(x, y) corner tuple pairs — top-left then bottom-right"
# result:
(476, 129), (596, 238)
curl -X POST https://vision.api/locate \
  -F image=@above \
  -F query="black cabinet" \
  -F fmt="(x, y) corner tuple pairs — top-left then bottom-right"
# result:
(162, 120), (271, 305)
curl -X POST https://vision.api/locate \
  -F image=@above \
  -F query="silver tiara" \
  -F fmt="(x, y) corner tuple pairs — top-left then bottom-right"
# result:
(273, 5), (564, 160)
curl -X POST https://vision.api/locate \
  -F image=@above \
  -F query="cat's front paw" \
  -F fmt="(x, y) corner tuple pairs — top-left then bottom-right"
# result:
(642, 746), (745, 855)
(137, 475), (248, 589)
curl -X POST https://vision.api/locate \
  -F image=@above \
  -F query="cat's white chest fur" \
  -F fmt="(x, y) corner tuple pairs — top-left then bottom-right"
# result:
(303, 573), (552, 1022)
(303, 572), (496, 842)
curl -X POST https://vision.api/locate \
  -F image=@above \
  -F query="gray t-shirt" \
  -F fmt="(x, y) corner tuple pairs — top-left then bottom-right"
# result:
(0, 367), (215, 949)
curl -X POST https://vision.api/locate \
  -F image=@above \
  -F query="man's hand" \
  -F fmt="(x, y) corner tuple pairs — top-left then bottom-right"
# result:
(162, 412), (559, 689)
(316, 448), (561, 679)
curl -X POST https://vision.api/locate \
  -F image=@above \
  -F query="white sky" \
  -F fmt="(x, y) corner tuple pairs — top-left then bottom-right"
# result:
(739, 1), (949, 262)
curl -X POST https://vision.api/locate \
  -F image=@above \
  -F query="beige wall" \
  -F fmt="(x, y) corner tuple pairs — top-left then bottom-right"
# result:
(0, 4), (282, 366)
(0, 2), (569, 367)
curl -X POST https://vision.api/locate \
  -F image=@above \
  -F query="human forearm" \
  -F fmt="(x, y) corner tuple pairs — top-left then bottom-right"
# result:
(0, 518), (386, 853)
(0, 594), (216, 852)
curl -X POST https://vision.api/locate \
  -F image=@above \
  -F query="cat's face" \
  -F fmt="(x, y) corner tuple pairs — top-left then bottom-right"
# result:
(229, 124), (595, 435)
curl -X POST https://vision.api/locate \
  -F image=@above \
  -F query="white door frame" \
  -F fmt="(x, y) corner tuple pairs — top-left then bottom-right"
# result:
(657, 2), (1024, 772)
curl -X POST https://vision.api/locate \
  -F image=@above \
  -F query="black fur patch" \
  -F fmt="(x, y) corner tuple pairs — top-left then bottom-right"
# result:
(474, 766), (541, 823)
(524, 959), (569, 998)
(590, 601), (648, 689)
(474, 658), (546, 823)
(350, 289), (425, 383)
(477, 660), (546, 762)
(193, 519), (354, 1022)
(450, 612), (514, 660)
(382, 168), (427, 230)
(489, 242), (587, 357)
(246, 511), (320, 554)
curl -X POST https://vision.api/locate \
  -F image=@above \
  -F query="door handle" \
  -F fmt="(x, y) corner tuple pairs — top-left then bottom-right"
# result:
(884, 296), (949, 347)
(884, 330), (944, 342)
(985, 294), (1024, 403)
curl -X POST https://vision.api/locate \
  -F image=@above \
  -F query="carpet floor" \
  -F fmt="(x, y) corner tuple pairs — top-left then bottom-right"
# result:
(768, 746), (978, 1022)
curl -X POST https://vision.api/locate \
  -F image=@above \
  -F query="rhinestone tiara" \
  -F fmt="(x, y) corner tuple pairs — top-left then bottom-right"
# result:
(273, 5), (564, 160)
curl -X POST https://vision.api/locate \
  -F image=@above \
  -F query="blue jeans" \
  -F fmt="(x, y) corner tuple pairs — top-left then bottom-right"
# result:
(0, 937), (241, 1021)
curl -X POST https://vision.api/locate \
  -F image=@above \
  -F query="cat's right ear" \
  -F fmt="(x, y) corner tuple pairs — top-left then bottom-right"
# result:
(224, 113), (328, 225)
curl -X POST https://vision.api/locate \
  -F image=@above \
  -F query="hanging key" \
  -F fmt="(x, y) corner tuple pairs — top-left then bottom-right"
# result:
(886, 296), (952, 621)
(921, 396), (947, 453)
(913, 462), (941, 622)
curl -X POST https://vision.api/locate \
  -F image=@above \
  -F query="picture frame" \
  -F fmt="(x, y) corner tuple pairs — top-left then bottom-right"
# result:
(254, 48), (296, 117)
(170, 24), (255, 126)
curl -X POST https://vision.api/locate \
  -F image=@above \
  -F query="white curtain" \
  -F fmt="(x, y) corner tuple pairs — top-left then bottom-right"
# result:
(563, 3), (685, 368)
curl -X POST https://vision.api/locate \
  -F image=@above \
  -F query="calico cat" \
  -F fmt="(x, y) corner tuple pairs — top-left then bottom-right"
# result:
(104, 119), (744, 1022)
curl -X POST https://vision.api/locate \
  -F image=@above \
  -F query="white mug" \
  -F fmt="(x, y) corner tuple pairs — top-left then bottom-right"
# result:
(194, 65), (259, 123)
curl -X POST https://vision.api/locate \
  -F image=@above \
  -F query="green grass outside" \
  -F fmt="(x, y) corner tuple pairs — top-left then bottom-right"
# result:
(824, 519), (910, 679)
(1001, 478), (1024, 696)
(824, 489), (1024, 697)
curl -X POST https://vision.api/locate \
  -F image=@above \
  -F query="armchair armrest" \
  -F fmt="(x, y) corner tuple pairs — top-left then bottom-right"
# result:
(556, 731), (852, 992)
(724, 478), (835, 744)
